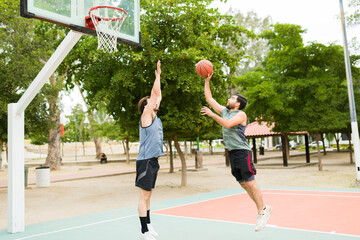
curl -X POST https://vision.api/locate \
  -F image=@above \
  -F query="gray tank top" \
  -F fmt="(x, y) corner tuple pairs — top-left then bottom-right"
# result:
(221, 108), (251, 151)
(137, 115), (164, 160)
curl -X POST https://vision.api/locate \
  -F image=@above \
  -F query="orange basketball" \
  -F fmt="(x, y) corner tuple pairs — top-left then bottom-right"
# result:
(195, 60), (213, 78)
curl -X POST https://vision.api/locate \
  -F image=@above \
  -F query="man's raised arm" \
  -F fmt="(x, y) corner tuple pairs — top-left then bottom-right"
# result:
(204, 73), (225, 114)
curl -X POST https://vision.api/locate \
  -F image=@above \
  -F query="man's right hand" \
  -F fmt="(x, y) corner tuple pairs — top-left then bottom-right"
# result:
(155, 60), (161, 77)
(205, 72), (213, 82)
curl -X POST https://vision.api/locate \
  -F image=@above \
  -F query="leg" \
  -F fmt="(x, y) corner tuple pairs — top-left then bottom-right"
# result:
(138, 188), (152, 217)
(240, 180), (264, 215)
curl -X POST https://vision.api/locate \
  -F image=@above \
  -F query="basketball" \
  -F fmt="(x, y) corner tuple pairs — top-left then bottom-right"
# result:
(195, 60), (213, 78)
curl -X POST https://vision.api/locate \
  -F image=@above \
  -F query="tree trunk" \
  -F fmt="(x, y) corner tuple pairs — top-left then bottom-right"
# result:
(82, 142), (85, 156)
(189, 141), (193, 158)
(94, 137), (102, 159)
(346, 132), (353, 164)
(122, 140), (126, 153)
(168, 138), (174, 173)
(0, 141), (3, 169)
(315, 131), (322, 171)
(225, 148), (230, 167)
(281, 134), (288, 167)
(335, 135), (340, 152)
(209, 140), (213, 155)
(164, 141), (169, 163)
(173, 135), (187, 187)
(184, 140), (187, 160)
(6, 142), (8, 163)
(125, 137), (130, 164)
(321, 133), (327, 155)
(45, 113), (62, 170)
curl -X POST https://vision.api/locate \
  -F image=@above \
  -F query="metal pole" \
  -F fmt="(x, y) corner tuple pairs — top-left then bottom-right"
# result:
(339, 0), (360, 181)
(7, 30), (82, 233)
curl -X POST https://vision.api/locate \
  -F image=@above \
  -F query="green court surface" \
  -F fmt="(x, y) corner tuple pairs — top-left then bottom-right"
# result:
(1, 186), (359, 240)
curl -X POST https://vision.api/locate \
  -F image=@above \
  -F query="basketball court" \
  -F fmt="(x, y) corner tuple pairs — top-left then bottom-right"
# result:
(1, 186), (359, 239)
(5, 0), (360, 238)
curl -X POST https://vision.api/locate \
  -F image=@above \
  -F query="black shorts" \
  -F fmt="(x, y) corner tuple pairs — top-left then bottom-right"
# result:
(229, 149), (256, 183)
(135, 158), (160, 191)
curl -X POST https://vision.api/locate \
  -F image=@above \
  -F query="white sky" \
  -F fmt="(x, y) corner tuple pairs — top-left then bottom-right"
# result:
(213, 0), (359, 46)
(61, 0), (360, 123)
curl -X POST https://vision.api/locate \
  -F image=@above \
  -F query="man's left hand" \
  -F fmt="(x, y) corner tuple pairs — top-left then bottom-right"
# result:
(201, 106), (214, 117)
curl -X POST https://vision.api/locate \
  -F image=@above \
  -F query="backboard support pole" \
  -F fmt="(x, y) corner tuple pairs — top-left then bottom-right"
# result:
(339, 0), (360, 182)
(8, 30), (83, 233)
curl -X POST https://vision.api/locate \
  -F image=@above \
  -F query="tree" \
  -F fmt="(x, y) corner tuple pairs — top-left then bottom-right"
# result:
(65, 0), (251, 186)
(0, 0), (52, 168)
(236, 23), (360, 170)
(62, 104), (90, 156)
(226, 10), (272, 77)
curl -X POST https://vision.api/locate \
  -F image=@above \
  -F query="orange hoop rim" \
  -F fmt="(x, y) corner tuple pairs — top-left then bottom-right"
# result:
(89, 6), (127, 22)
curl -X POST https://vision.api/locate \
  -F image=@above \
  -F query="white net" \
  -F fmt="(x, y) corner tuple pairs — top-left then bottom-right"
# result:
(89, 6), (127, 53)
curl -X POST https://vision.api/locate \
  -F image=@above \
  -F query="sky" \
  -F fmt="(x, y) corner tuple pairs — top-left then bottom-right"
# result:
(61, 0), (360, 123)
(213, 0), (359, 46)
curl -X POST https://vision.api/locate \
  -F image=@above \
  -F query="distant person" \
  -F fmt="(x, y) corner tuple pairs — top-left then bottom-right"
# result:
(136, 60), (163, 240)
(201, 73), (273, 232)
(100, 153), (107, 164)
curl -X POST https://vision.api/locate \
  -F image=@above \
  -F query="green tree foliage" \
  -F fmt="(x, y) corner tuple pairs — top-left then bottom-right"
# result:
(0, 0), (51, 144)
(62, 104), (90, 144)
(236, 23), (360, 134)
(65, 0), (251, 142)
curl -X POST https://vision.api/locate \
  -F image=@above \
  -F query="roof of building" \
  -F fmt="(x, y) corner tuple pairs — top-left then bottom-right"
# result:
(245, 121), (307, 138)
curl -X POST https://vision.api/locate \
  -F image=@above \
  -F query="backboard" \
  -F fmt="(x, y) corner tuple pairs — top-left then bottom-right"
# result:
(20, 0), (141, 47)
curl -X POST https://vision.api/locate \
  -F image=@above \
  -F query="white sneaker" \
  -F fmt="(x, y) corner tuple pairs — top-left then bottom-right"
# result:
(147, 223), (159, 237)
(140, 231), (156, 240)
(255, 205), (273, 232)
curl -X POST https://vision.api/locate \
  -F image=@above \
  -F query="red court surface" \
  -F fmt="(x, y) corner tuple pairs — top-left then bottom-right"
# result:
(154, 189), (360, 236)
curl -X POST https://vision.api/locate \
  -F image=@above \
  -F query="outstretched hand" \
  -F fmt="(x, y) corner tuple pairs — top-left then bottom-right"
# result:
(201, 106), (214, 117)
(155, 60), (161, 76)
(205, 72), (213, 81)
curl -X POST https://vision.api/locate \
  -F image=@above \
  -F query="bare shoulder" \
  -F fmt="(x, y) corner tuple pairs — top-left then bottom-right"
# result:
(236, 111), (247, 125)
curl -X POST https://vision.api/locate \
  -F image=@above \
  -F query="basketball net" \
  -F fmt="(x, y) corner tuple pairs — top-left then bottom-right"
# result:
(89, 6), (127, 53)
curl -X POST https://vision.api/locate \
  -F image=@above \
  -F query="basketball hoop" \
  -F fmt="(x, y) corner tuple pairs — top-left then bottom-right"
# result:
(88, 6), (127, 53)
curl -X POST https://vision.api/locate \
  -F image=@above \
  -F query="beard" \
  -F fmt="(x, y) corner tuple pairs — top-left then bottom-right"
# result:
(226, 102), (235, 110)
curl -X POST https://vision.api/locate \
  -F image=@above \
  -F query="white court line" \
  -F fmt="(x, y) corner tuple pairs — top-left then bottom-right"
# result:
(15, 214), (137, 240)
(15, 192), (248, 240)
(154, 190), (360, 213)
(263, 192), (360, 198)
(153, 213), (360, 238)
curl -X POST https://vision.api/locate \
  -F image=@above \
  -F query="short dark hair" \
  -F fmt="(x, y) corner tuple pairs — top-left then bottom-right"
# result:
(235, 93), (247, 110)
(138, 96), (150, 113)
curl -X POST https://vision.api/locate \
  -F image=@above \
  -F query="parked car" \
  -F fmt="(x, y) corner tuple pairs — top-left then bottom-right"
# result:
(309, 141), (329, 148)
(275, 143), (281, 150)
(275, 141), (297, 150)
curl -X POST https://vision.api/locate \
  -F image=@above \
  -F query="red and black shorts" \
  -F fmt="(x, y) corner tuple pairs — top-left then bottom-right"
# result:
(135, 157), (160, 191)
(228, 149), (256, 183)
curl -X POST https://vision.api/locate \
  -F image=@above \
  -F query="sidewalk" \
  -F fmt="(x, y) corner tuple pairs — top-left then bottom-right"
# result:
(0, 150), (319, 188)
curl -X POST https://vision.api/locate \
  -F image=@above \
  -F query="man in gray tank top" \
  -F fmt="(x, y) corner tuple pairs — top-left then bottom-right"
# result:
(135, 60), (163, 240)
(201, 73), (273, 232)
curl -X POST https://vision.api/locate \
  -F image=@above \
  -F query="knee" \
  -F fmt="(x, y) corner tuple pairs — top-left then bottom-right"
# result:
(241, 180), (255, 189)
(140, 191), (152, 201)
(240, 182), (248, 189)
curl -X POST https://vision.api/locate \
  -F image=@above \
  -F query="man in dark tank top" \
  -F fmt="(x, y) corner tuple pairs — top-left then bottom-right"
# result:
(201, 72), (273, 232)
(135, 60), (163, 240)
